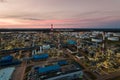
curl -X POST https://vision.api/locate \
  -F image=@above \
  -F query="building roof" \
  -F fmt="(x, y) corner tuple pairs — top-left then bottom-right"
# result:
(32, 53), (49, 60)
(38, 64), (61, 74)
(67, 40), (77, 45)
(0, 55), (13, 63)
(0, 67), (15, 80)
(0, 60), (21, 67)
(57, 60), (68, 66)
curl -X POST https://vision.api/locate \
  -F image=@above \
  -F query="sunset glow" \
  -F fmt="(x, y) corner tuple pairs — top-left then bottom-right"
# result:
(0, 0), (120, 28)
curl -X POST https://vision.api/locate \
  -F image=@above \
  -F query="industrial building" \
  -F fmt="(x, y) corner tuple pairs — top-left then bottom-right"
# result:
(38, 64), (61, 74)
(67, 40), (77, 45)
(0, 55), (13, 63)
(0, 67), (15, 80)
(27, 60), (83, 80)
(57, 60), (68, 66)
(32, 53), (49, 60)
(0, 55), (21, 67)
(108, 37), (119, 41)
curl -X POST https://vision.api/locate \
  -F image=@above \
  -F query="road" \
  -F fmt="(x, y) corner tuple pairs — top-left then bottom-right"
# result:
(11, 61), (27, 80)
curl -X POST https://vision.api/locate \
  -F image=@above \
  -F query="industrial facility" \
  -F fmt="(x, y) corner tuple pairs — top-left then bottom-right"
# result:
(27, 59), (83, 80)
(0, 30), (120, 80)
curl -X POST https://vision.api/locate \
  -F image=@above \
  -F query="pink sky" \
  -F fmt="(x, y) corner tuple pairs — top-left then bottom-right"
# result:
(0, 0), (120, 28)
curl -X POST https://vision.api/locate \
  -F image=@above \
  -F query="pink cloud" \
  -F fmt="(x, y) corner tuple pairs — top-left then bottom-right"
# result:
(0, 16), (120, 28)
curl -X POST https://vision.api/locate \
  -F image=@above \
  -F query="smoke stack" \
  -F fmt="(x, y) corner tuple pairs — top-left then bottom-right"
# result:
(51, 24), (53, 31)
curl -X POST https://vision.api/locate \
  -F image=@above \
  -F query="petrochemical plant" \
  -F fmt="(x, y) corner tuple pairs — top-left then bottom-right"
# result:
(0, 29), (120, 80)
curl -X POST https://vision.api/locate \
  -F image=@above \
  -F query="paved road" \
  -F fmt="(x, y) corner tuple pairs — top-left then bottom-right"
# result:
(11, 62), (27, 80)
(11, 66), (26, 80)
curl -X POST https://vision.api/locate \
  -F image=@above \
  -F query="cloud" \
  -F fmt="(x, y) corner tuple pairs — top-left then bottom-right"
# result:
(23, 18), (41, 20)
(0, 0), (120, 29)
(0, 0), (7, 3)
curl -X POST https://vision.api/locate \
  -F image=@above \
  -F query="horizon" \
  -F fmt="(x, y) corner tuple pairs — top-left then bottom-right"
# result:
(0, 27), (120, 32)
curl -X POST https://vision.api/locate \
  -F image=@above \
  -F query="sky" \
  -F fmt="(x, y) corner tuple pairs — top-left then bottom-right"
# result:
(0, 0), (120, 28)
